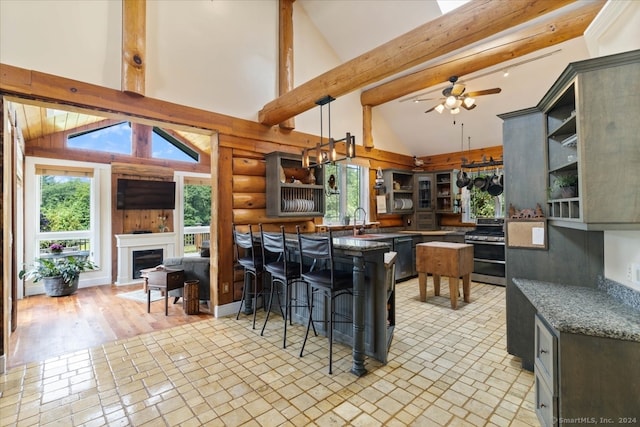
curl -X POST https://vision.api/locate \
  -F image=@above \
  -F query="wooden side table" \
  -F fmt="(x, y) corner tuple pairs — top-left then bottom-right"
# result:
(416, 242), (474, 309)
(145, 268), (185, 315)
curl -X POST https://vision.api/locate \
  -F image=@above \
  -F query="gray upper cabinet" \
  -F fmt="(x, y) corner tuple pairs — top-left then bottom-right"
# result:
(435, 170), (457, 213)
(266, 151), (325, 217)
(540, 49), (640, 230)
(382, 169), (414, 214)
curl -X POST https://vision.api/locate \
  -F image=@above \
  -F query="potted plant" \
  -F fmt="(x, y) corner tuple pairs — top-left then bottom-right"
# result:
(19, 256), (98, 297)
(549, 175), (578, 199)
(49, 242), (64, 254)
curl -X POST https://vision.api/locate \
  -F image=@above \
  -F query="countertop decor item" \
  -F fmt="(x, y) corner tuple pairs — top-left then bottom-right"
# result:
(19, 256), (98, 297)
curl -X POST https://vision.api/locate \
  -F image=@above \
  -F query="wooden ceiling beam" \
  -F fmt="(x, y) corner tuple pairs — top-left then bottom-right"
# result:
(361, 0), (605, 107)
(278, 0), (295, 130)
(122, 0), (146, 96)
(258, 0), (576, 126)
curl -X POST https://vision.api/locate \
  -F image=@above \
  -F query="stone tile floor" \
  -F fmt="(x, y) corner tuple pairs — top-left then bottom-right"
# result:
(0, 277), (538, 426)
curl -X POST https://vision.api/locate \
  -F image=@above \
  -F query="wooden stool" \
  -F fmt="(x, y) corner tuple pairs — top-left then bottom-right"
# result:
(416, 242), (474, 309)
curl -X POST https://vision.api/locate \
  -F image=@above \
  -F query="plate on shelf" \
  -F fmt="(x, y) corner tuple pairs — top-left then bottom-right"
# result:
(563, 110), (576, 124)
(561, 134), (577, 147)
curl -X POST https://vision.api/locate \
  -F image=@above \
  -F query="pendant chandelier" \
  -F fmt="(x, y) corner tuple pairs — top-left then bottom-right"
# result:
(301, 95), (356, 168)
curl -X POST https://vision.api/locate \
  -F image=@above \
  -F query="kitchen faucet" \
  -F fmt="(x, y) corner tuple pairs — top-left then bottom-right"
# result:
(353, 207), (367, 236)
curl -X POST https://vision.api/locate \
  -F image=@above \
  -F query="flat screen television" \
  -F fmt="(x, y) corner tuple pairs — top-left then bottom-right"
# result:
(116, 179), (176, 210)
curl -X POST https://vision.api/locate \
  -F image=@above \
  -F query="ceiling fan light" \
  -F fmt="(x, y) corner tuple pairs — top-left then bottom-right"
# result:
(445, 95), (458, 108)
(463, 97), (475, 108)
(450, 107), (460, 115)
(435, 103), (445, 114)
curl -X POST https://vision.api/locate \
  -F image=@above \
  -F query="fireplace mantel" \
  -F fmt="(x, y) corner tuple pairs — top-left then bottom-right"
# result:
(115, 233), (177, 285)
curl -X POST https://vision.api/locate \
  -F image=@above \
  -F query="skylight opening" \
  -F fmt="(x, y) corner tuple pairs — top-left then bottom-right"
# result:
(437, 0), (470, 15)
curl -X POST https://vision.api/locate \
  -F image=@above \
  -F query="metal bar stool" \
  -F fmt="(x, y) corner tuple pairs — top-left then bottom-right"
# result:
(259, 224), (315, 348)
(233, 224), (263, 329)
(296, 227), (353, 374)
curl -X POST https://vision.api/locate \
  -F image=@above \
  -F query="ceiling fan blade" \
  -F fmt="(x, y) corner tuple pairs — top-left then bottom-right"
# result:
(451, 83), (466, 97)
(424, 104), (440, 113)
(461, 103), (477, 110)
(466, 88), (502, 97)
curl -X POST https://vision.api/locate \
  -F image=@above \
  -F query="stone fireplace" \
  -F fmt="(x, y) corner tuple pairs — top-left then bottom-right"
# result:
(115, 233), (176, 285)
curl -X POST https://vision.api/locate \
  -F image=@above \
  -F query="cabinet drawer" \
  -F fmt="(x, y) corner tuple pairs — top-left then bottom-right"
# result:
(166, 271), (185, 291)
(535, 314), (557, 392)
(535, 371), (557, 427)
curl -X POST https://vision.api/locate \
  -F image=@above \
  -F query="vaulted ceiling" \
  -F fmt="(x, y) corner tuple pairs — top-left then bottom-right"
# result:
(12, 0), (612, 157)
(291, 0), (605, 156)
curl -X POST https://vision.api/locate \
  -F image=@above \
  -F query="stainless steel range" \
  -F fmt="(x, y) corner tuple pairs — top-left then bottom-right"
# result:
(465, 218), (505, 286)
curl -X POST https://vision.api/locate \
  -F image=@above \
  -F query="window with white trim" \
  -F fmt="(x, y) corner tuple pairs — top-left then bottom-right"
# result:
(35, 165), (95, 255)
(323, 163), (369, 225)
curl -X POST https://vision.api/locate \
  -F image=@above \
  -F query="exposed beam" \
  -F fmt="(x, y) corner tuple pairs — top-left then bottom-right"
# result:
(362, 105), (373, 149)
(279, 0), (295, 130)
(258, 0), (576, 126)
(361, 0), (605, 107)
(122, 0), (146, 96)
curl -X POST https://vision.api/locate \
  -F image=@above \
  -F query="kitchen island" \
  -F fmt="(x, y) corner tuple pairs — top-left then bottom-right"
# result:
(264, 234), (394, 375)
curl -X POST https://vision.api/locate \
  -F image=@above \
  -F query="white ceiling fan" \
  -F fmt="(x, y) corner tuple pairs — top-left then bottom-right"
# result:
(422, 76), (501, 114)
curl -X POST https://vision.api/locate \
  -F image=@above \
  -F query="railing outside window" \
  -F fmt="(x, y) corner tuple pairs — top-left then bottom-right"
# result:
(183, 226), (210, 256)
(37, 231), (92, 256)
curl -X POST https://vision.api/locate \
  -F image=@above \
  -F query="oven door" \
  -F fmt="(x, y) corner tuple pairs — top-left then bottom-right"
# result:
(470, 240), (505, 261)
(466, 239), (506, 285)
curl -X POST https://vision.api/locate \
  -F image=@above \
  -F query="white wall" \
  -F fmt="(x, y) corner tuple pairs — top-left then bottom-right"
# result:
(604, 232), (640, 292)
(0, 0), (407, 154)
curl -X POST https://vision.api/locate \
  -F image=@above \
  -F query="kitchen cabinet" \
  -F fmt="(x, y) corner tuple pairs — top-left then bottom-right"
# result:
(541, 50), (640, 230)
(435, 170), (458, 213)
(534, 315), (558, 427)
(393, 235), (414, 281)
(533, 312), (639, 427)
(382, 169), (414, 215)
(514, 279), (640, 427)
(266, 151), (324, 217)
(412, 173), (436, 230)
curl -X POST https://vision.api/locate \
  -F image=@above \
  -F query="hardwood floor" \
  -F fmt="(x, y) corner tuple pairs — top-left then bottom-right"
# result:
(8, 283), (212, 368)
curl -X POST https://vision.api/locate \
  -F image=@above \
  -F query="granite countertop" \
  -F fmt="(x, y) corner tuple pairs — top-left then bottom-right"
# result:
(284, 233), (391, 252)
(513, 278), (640, 342)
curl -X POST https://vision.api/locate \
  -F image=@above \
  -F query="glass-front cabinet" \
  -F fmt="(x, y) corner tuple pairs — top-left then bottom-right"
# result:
(413, 173), (436, 230)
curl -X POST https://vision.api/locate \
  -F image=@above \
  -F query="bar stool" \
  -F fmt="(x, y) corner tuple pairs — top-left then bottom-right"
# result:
(259, 224), (315, 348)
(233, 224), (263, 329)
(297, 227), (353, 374)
